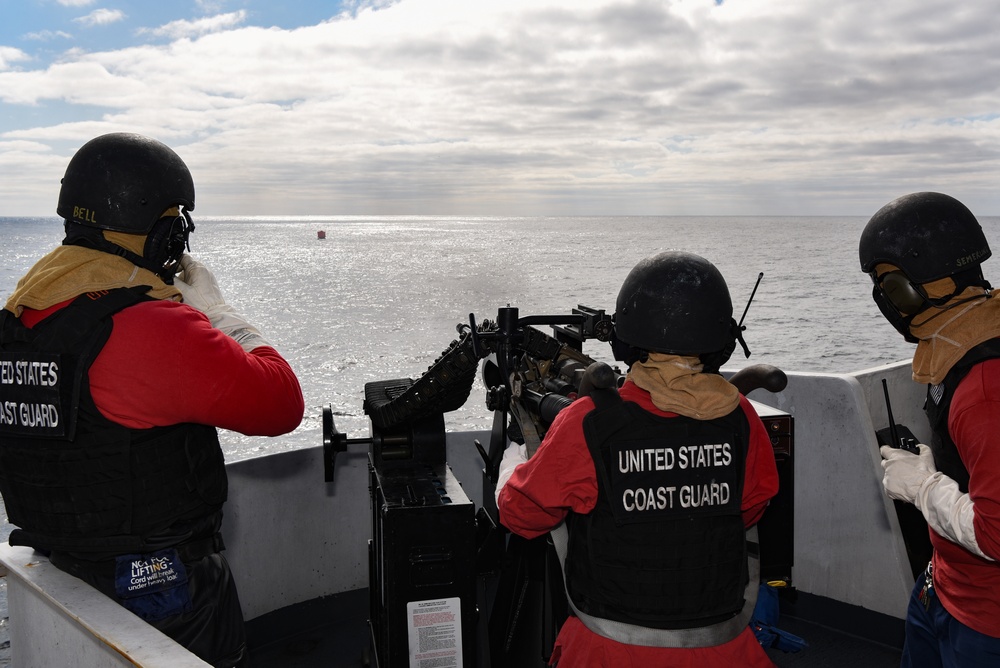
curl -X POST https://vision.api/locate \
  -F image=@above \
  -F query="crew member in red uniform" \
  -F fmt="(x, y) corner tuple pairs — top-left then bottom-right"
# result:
(0, 133), (304, 667)
(860, 192), (1000, 667)
(496, 251), (779, 667)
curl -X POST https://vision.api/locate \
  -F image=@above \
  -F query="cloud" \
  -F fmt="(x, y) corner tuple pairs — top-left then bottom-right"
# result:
(0, 47), (31, 70)
(57, 0), (95, 6)
(140, 11), (248, 40)
(3, 0), (1000, 216)
(195, 0), (225, 12)
(340, 0), (404, 15)
(73, 8), (126, 28)
(0, 140), (67, 213)
(23, 30), (74, 41)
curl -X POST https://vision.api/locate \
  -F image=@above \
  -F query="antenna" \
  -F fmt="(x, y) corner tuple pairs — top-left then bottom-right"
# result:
(881, 378), (919, 453)
(881, 379), (902, 450)
(739, 272), (764, 328)
(731, 272), (763, 359)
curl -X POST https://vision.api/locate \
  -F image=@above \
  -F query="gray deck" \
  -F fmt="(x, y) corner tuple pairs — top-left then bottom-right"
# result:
(245, 589), (904, 668)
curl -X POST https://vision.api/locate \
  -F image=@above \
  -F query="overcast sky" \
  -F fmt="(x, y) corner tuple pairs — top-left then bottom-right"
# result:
(2, 0), (999, 217)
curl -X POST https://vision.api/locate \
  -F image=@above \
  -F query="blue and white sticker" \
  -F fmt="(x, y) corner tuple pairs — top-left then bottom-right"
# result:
(114, 548), (192, 621)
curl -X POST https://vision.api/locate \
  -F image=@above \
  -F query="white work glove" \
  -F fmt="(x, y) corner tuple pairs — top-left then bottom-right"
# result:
(173, 254), (271, 352)
(880, 444), (936, 505)
(915, 472), (994, 561)
(881, 444), (994, 561)
(494, 443), (528, 507)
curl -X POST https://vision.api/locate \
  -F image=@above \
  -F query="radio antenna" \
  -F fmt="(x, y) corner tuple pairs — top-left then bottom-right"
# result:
(739, 272), (764, 328)
(881, 378), (902, 450)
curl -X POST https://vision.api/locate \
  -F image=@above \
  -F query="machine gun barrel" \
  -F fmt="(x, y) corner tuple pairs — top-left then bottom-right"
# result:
(521, 388), (574, 426)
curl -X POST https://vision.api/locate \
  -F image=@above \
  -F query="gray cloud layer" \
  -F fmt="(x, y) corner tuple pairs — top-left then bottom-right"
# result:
(2, 0), (999, 216)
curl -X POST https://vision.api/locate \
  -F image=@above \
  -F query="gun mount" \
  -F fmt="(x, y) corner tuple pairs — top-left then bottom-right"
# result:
(322, 303), (794, 668)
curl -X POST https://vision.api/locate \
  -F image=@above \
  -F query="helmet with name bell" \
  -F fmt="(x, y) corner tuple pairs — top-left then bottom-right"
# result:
(614, 250), (736, 359)
(859, 192), (991, 341)
(57, 133), (196, 282)
(57, 132), (195, 232)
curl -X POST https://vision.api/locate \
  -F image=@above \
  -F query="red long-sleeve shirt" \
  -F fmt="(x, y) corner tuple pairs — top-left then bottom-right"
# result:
(20, 298), (304, 436)
(933, 357), (1000, 637)
(498, 380), (779, 667)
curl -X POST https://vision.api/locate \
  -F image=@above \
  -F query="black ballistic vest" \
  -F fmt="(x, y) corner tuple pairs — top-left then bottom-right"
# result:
(924, 338), (1000, 494)
(0, 287), (228, 556)
(565, 399), (750, 629)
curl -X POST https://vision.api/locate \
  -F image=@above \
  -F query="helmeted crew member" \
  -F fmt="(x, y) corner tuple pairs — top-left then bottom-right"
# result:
(0, 133), (305, 668)
(496, 251), (779, 667)
(860, 192), (1000, 667)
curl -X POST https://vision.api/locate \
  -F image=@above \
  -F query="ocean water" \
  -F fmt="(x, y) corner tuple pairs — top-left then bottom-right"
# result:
(5, 214), (997, 463)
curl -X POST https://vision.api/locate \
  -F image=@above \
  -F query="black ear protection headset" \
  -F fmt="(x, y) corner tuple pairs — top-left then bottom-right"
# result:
(877, 271), (927, 315)
(144, 209), (195, 281)
(871, 268), (992, 343)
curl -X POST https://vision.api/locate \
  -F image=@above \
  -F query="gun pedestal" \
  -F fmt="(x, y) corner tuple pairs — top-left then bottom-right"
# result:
(322, 303), (796, 667)
(324, 403), (478, 668)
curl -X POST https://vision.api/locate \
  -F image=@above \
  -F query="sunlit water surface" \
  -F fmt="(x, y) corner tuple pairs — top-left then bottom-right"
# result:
(6, 214), (993, 461)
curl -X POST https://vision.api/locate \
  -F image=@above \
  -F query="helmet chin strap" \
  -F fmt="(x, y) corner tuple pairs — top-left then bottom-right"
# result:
(698, 319), (749, 374)
(609, 330), (646, 366)
(62, 213), (193, 284)
(910, 290), (992, 336)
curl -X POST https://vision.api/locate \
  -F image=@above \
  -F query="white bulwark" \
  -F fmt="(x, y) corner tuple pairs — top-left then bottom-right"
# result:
(0, 361), (924, 665)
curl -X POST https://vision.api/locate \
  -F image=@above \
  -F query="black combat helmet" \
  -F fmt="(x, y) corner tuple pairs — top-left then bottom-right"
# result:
(859, 192), (990, 282)
(57, 133), (196, 283)
(859, 192), (992, 341)
(57, 132), (195, 233)
(614, 250), (736, 357)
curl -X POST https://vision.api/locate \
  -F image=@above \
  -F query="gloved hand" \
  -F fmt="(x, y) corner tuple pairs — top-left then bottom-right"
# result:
(880, 444), (936, 504)
(174, 254), (271, 352)
(494, 443), (528, 507)
(916, 472), (995, 561)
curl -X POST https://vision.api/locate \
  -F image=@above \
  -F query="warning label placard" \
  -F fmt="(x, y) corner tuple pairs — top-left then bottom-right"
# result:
(406, 597), (463, 668)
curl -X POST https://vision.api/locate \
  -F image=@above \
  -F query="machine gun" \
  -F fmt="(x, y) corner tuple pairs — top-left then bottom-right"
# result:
(470, 306), (617, 500)
(459, 305), (789, 666)
(323, 301), (792, 668)
(320, 304), (617, 667)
